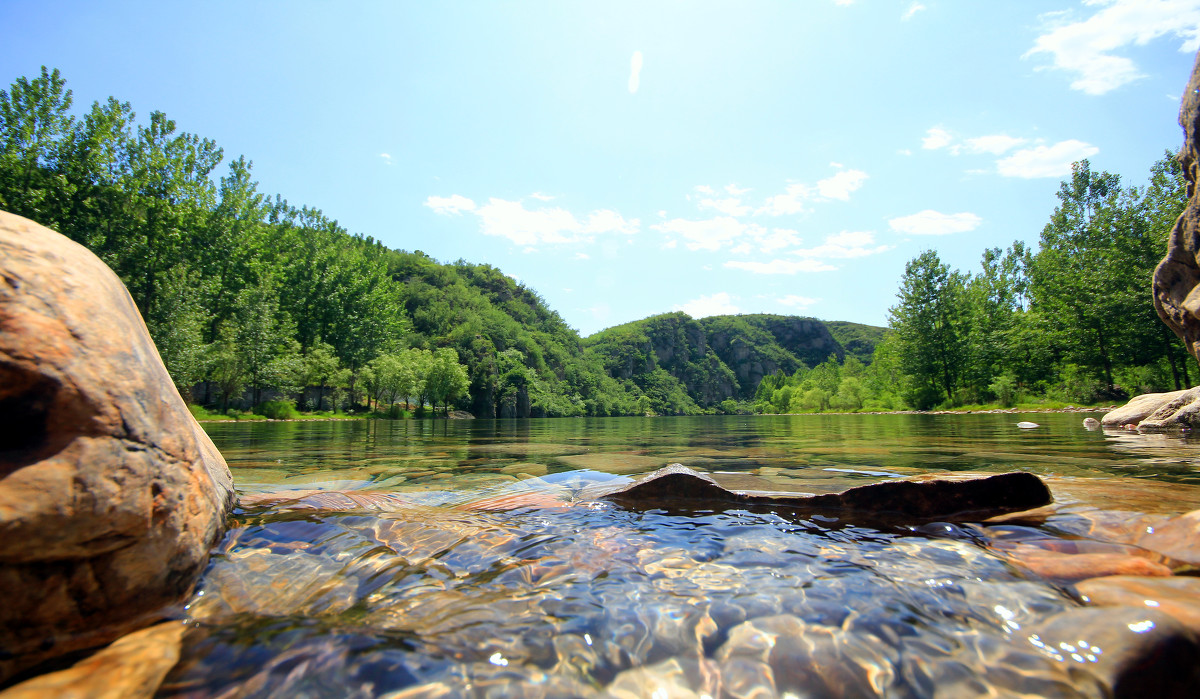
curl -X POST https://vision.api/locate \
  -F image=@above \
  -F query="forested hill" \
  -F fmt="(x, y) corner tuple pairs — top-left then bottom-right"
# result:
(583, 313), (885, 412)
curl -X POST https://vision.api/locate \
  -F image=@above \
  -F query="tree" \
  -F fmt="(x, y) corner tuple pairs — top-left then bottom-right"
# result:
(0, 66), (74, 225)
(889, 250), (968, 407)
(425, 348), (470, 416)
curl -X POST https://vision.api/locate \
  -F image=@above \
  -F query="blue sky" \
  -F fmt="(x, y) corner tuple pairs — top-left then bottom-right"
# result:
(3, 1), (1199, 336)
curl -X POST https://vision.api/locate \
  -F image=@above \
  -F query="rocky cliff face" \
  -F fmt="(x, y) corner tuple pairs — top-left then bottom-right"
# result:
(0, 211), (236, 682)
(586, 312), (866, 407)
(703, 315), (845, 398)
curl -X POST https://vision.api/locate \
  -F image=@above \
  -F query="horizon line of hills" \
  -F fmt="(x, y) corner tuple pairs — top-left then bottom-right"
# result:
(393, 248), (886, 417)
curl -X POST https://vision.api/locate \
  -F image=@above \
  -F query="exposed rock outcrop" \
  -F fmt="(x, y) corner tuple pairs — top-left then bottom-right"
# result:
(0, 211), (235, 682)
(1156, 52), (1200, 363)
(1099, 386), (1195, 429)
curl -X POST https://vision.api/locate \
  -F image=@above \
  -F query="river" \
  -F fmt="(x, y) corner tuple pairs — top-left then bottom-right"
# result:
(157, 413), (1200, 697)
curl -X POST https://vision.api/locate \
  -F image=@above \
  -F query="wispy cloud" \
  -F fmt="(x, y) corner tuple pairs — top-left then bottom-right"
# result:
(902, 2), (926, 21)
(889, 210), (982, 235)
(379, 152), (393, 165)
(816, 169), (868, 200)
(424, 194), (476, 215)
(756, 166), (869, 216)
(922, 126), (955, 150)
(964, 134), (1028, 155)
(427, 194), (638, 246)
(996, 140), (1099, 178)
(778, 294), (819, 309)
(629, 50), (644, 94)
(724, 259), (838, 274)
(674, 292), (741, 318)
(792, 230), (892, 258)
(1025, 0), (1200, 95)
(758, 183), (812, 216)
(652, 216), (764, 251)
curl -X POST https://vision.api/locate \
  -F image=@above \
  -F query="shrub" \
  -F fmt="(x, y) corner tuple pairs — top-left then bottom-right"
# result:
(255, 400), (299, 420)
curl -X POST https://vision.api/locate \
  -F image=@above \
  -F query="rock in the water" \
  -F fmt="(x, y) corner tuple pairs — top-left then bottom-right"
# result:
(1134, 508), (1200, 565)
(1017, 421), (1039, 429)
(1023, 607), (1200, 699)
(1101, 389), (1192, 427)
(0, 621), (185, 699)
(1083, 417), (1101, 429)
(598, 464), (1052, 523)
(1005, 549), (1172, 583)
(1078, 575), (1200, 636)
(1156, 50), (1200, 365)
(0, 211), (235, 681)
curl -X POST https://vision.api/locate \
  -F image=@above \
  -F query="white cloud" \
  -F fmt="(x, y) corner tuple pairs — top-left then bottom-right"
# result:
(674, 292), (741, 318)
(652, 216), (765, 251)
(759, 228), (803, 253)
(922, 126), (955, 150)
(694, 184), (715, 195)
(474, 198), (639, 245)
(629, 50), (644, 94)
(902, 2), (926, 20)
(888, 210), (982, 235)
(425, 194), (477, 215)
(1026, 0), (1200, 95)
(730, 242), (754, 255)
(530, 192), (554, 201)
(816, 169), (868, 200)
(778, 294), (819, 309)
(724, 259), (838, 274)
(574, 252), (590, 260)
(725, 184), (751, 196)
(698, 196), (751, 217)
(758, 183), (811, 216)
(898, 148), (913, 156)
(996, 139), (1100, 178)
(792, 230), (893, 258)
(964, 134), (1028, 155)
(379, 152), (393, 165)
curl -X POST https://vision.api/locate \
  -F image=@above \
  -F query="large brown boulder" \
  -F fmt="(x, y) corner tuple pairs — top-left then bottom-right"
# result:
(1155, 52), (1200, 359)
(0, 211), (235, 682)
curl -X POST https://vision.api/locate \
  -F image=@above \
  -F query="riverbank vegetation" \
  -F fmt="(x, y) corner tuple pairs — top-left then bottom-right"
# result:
(755, 155), (1190, 414)
(1, 68), (1190, 418)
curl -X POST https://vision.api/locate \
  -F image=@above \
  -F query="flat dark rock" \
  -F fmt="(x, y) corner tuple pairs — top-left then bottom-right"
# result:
(598, 464), (1052, 523)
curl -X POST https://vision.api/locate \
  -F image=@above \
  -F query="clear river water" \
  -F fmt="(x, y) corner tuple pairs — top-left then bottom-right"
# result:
(156, 413), (1200, 698)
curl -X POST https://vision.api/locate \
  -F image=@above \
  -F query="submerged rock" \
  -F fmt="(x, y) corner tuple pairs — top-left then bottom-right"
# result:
(597, 464), (1052, 523)
(1078, 575), (1200, 635)
(1023, 607), (1200, 699)
(0, 212), (235, 681)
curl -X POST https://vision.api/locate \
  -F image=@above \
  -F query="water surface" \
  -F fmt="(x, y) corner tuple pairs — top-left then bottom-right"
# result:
(159, 414), (1200, 698)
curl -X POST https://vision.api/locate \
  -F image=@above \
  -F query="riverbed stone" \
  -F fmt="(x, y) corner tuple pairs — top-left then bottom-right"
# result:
(1022, 606), (1200, 698)
(0, 211), (235, 681)
(1077, 575), (1200, 635)
(1004, 548), (1172, 583)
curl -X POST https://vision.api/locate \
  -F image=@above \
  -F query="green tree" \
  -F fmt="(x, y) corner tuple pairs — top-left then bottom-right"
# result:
(425, 347), (470, 415)
(889, 250), (968, 407)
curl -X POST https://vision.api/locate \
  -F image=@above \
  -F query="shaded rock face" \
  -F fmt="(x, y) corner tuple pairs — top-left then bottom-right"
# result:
(1156, 52), (1200, 361)
(595, 464), (1052, 524)
(0, 211), (235, 681)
